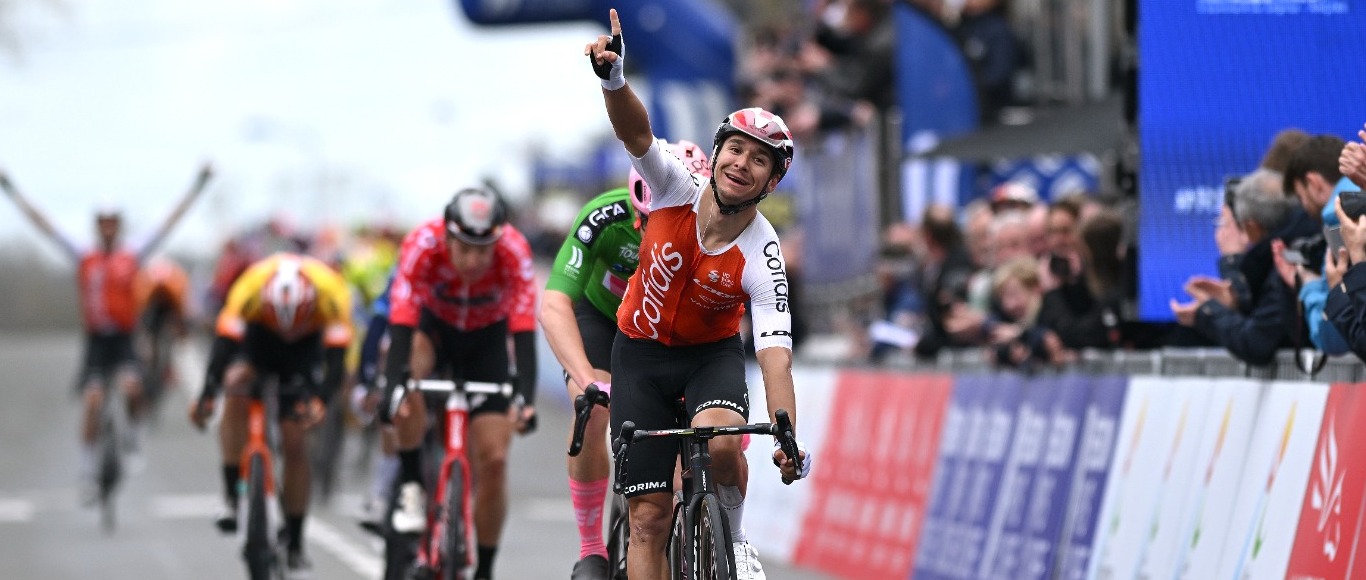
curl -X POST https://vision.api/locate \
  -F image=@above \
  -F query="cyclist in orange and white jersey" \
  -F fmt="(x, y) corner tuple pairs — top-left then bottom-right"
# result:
(191, 252), (354, 574)
(586, 10), (811, 580)
(0, 165), (211, 498)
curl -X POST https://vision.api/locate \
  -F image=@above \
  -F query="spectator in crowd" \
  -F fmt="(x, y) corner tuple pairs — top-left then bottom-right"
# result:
(1170, 168), (1317, 365)
(1037, 209), (1130, 349)
(953, 0), (1025, 125)
(1260, 128), (1311, 173)
(801, 0), (896, 111)
(912, 205), (978, 358)
(984, 256), (1067, 367)
(1324, 180), (1366, 360)
(1271, 134), (1359, 355)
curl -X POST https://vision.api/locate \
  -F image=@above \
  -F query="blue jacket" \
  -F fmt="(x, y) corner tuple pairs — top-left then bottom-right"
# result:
(1301, 177), (1362, 354)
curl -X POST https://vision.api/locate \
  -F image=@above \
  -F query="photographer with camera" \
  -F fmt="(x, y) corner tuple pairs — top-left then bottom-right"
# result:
(1270, 134), (1360, 356)
(1172, 168), (1318, 365)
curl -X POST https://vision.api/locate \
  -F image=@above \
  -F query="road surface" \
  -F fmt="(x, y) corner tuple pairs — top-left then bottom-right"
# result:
(0, 331), (833, 579)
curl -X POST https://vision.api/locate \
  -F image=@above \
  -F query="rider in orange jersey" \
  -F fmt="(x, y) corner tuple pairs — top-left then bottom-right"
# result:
(586, 10), (810, 580)
(0, 164), (212, 498)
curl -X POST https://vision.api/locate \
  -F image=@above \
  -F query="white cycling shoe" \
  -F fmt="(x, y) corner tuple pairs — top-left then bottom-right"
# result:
(390, 482), (427, 534)
(733, 540), (766, 580)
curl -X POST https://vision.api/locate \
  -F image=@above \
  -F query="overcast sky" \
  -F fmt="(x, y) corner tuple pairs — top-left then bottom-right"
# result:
(0, 0), (607, 259)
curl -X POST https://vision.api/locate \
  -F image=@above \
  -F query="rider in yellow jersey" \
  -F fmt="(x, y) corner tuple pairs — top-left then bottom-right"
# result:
(191, 252), (354, 575)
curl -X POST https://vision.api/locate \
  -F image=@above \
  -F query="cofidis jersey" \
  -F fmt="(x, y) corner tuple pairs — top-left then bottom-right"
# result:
(616, 140), (793, 351)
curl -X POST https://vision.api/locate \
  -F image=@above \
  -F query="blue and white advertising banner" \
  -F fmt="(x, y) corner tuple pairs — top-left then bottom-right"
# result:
(914, 374), (988, 579)
(1136, 0), (1366, 319)
(1216, 381), (1329, 579)
(944, 373), (1023, 578)
(1016, 373), (1090, 580)
(978, 373), (1092, 579)
(1054, 375), (1128, 580)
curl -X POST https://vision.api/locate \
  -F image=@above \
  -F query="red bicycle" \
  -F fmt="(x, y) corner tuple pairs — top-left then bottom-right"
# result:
(384, 378), (512, 580)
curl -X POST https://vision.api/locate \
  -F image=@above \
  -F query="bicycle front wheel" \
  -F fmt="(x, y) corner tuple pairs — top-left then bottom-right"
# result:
(442, 461), (470, 580)
(243, 453), (274, 580)
(606, 494), (630, 580)
(97, 414), (121, 534)
(694, 494), (735, 580)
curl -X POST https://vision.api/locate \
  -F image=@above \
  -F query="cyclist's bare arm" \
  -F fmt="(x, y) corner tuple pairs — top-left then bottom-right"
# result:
(757, 346), (807, 481)
(137, 162), (214, 262)
(0, 170), (80, 262)
(755, 346), (796, 434)
(538, 290), (605, 394)
(587, 8), (654, 158)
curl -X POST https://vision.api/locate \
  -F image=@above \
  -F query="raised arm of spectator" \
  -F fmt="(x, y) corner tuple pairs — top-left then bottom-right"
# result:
(0, 169), (80, 262)
(138, 162), (214, 262)
(585, 9), (654, 158)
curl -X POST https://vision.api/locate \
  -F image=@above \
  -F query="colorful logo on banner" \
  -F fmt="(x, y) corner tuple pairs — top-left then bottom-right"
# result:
(1218, 382), (1329, 579)
(1286, 383), (1366, 580)
(1054, 374), (1127, 580)
(791, 370), (953, 579)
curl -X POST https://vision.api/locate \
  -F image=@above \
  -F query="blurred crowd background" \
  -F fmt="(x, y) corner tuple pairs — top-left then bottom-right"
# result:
(12, 0), (1355, 376)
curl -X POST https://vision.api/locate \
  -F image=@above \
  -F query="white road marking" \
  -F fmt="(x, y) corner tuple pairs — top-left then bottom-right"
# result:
(150, 493), (221, 519)
(311, 518), (384, 578)
(0, 498), (35, 523)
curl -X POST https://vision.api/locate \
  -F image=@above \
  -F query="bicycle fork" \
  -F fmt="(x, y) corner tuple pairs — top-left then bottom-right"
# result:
(421, 394), (475, 577)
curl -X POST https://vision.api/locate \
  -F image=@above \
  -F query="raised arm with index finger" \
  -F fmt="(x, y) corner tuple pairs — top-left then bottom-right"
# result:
(585, 9), (654, 158)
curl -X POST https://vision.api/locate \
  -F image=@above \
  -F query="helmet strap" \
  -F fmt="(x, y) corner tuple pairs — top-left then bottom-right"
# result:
(710, 175), (768, 215)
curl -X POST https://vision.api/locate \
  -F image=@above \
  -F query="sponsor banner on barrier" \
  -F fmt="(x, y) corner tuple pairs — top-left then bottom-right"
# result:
(1130, 378), (1214, 579)
(1054, 374), (1128, 580)
(789, 369), (953, 579)
(744, 364), (838, 564)
(914, 373), (1025, 579)
(913, 371), (986, 580)
(1216, 381), (1329, 579)
(1087, 376), (1194, 579)
(1157, 378), (1266, 580)
(1286, 383), (1366, 580)
(1015, 373), (1090, 580)
(976, 374), (1064, 579)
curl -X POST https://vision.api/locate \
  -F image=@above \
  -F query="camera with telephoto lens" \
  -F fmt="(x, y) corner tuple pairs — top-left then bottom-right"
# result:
(1341, 189), (1366, 221)
(1283, 234), (1327, 274)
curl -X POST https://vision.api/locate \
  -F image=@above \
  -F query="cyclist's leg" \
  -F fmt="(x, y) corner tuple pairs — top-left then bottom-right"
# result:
(685, 335), (762, 576)
(111, 334), (145, 454)
(278, 392), (313, 567)
(78, 334), (111, 497)
(277, 337), (325, 567)
(457, 319), (514, 580)
(389, 323), (435, 534)
(216, 360), (258, 529)
(610, 331), (689, 580)
(468, 409), (513, 579)
(567, 299), (616, 571)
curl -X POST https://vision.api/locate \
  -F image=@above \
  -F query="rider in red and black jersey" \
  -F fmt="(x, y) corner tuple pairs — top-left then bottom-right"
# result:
(377, 187), (538, 580)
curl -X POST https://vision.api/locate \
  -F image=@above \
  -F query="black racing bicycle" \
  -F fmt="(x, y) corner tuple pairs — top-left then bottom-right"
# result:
(611, 405), (801, 580)
(92, 368), (127, 533)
